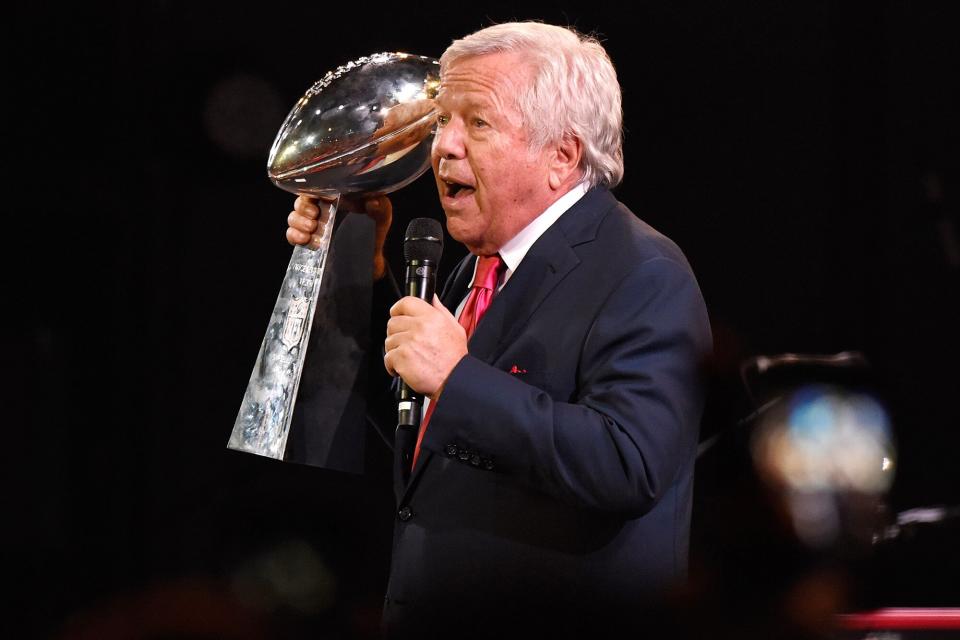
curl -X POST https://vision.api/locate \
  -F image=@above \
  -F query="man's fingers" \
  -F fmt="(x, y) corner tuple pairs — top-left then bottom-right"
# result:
(383, 340), (415, 378)
(386, 315), (415, 337)
(289, 196), (332, 247)
(383, 342), (420, 384)
(287, 210), (318, 233)
(383, 349), (397, 377)
(431, 294), (456, 320)
(382, 292), (468, 396)
(384, 332), (406, 353)
(294, 196), (320, 218)
(390, 296), (434, 317)
(286, 227), (311, 246)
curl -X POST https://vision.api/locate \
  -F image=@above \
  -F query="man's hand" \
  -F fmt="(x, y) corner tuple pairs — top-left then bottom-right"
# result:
(286, 194), (393, 280)
(384, 295), (468, 400)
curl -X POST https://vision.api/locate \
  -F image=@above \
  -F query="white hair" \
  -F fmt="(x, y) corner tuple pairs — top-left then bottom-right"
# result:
(440, 21), (624, 189)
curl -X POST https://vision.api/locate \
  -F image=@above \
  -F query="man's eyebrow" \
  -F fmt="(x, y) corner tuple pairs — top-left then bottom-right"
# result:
(436, 94), (493, 114)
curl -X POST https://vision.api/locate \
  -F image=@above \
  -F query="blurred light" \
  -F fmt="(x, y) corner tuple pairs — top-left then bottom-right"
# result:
(753, 385), (895, 495)
(751, 385), (896, 549)
(790, 489), (840, 548)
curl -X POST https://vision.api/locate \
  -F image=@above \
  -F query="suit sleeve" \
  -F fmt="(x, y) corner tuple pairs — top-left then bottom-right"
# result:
(421, 256), (712, 516)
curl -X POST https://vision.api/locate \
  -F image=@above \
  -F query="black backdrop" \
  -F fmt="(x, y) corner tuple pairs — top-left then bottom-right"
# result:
(11, 1), (958, 637)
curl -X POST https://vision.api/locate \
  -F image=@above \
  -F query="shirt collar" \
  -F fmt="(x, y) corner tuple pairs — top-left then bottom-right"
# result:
(497, 182), (588, 282)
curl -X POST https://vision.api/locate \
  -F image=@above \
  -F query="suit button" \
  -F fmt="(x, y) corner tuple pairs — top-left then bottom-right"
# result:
(398, 506), (413, 522)
(470, 454), (481, 467)
(457, 449), (470, 462)
(445, 444), (458, 457)
(482, 458), (494, 471)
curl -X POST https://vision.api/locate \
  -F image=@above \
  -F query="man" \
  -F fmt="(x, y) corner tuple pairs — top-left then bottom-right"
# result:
(287, 22), (712, 637)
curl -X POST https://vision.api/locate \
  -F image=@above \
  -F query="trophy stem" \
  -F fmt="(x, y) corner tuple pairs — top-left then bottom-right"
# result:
(228, 195), (341, 459)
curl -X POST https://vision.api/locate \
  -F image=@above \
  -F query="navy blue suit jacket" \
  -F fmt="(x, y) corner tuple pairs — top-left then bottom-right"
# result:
(382, 187), (712, 636)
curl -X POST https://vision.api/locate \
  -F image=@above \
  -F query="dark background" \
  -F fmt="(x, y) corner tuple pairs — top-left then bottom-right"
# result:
(11, 1), (958, 637)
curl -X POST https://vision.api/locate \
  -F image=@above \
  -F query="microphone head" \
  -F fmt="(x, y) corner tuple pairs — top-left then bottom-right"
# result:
(403, 217), (444, 262)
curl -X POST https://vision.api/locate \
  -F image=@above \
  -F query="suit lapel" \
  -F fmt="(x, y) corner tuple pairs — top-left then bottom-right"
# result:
(400, 188), (617, 498)
(440, 253), (476, 310)
(466, 228), (578, 363)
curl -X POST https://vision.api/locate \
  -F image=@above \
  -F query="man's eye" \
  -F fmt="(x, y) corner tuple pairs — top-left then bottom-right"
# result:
(437, 114), (450, 126)
(473, 118), (487, 128)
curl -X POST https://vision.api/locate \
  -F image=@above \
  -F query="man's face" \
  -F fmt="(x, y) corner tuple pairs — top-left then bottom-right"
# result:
(431, 53), (556, 255)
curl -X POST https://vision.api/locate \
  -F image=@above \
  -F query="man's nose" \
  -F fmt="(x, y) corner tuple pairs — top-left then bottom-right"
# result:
(432, 120), (466, 160)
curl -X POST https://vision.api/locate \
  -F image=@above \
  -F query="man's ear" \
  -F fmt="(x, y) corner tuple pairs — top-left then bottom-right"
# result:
(548, 135), (584, 190)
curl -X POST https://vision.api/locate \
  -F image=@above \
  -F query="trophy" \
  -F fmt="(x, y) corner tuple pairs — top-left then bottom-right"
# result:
(229, 53), (440, 460)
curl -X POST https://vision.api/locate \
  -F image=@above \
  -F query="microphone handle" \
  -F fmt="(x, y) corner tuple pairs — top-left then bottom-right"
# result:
(397, 259), (438, 427)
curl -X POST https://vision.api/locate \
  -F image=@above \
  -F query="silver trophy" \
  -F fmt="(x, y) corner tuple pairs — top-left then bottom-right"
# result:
(229, 53), (440, 460)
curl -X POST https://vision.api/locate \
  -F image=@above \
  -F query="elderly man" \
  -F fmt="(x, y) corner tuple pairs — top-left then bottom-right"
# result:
(287, 22), (711, 637)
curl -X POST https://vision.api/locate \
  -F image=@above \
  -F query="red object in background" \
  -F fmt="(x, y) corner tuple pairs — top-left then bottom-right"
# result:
(838, 609), (960, 630)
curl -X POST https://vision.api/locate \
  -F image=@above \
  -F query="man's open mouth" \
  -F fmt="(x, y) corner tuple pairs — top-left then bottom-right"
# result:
(444, 179), (476, 199)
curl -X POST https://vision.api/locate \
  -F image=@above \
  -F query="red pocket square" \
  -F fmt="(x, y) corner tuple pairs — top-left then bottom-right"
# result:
(508, 365), (528, 374)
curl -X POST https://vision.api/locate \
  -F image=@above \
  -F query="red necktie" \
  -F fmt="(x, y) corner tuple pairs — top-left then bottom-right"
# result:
(411, 254), (504, 469)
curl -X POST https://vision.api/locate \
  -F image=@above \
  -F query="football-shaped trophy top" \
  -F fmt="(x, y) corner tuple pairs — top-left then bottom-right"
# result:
(267, 53), (440, 197)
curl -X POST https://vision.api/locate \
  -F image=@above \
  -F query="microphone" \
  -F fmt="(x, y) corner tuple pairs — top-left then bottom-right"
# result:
(397, 218), (444, 428)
